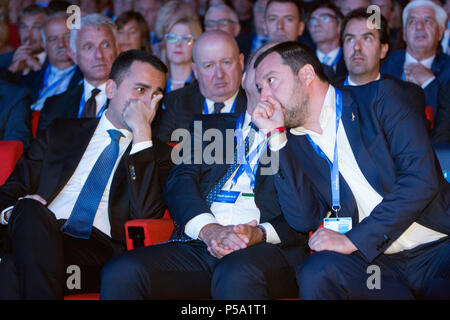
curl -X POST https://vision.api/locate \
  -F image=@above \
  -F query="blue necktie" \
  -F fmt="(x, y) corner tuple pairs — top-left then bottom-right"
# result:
(205, 123), (258, 205)
(61, 129), (124, 239)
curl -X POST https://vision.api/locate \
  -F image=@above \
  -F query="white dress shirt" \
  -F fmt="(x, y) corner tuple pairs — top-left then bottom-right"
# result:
(290, 85), (447, 254)
(404, 51), (436, 88)
(204, 90), (239, 114)
(83, 81), (108, 115)
(184, 111), (281, 244)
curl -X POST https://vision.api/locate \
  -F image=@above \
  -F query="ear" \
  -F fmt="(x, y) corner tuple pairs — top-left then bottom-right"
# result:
(438, 26), (445, 41)
(192, 62), (198, 79)
(298, 64), (315, 86)
(105, 79), (117, 100)
(380, 43), (389, 60)
(298, 21), (305, 37)
(239, 53), (245, 72)
(234, 22), (242, 38)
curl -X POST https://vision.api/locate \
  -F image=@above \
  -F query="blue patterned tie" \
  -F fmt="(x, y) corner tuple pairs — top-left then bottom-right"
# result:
(61, 129), (124, 239)
(205, 123), (258, 205)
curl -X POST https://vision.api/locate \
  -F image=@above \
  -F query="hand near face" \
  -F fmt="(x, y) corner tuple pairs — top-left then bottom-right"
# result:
(251, 96), (285, 131)
(404, 63), (435, 86)
(8, 42), (41, 73)
(122, 93), (163, 144)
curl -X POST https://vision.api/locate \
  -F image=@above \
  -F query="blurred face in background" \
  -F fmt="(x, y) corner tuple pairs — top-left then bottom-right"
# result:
(253, 0), (269, 36)
(165, 22), (195, 65)
(308, 7), (340, 47)
(118, 19), (142, 53)
(204, 7), (241, 37)
(135, 0), (160, 31)
(44, 16), (73, 68)
(19, 13), (46, 53)
(265, 1), (304, 42)
(335, 0), (369, 16)
(113, 0), (134, 17)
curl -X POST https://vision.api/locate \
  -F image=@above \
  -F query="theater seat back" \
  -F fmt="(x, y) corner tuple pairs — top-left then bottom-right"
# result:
(0, 141), (23, 185)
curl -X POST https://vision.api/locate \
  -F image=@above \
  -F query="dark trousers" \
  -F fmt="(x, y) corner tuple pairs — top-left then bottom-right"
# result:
(297, 237), (450, 299)
(100, 239), (307, 300)
(0, 199), (124, 300)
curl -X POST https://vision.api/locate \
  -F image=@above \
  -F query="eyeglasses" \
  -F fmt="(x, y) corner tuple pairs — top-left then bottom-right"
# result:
(164, 33), (195, 45)
(205, 19), (237, 28)
(308, 14), (337, 26)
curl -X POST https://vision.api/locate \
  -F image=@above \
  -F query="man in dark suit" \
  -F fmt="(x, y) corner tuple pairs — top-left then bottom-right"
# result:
(19, 12), (83, 111)
(157, 30), (247, 144)
(381, 0), (450, 120)
(0, 50), (169, 299)
(100, 42), (309, 300)
(253, 41), (449, 299)
(37, 14), (118, 136)
(432, 81), (450, 143)
(0, 80), (33, 149)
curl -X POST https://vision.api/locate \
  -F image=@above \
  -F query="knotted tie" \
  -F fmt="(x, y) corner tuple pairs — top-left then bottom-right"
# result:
(82, 88), (101, 118)
(61, 129), (124, 239)
(205, 123), (258, 205)
(213, 102), (225, 114)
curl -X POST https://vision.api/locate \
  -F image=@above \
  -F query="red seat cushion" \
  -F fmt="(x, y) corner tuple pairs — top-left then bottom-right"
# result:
(0, 141), (23, 185)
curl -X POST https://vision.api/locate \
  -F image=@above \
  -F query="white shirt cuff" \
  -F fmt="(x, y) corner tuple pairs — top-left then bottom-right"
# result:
(269, 138), (288, 152)
(1, 206), (14, 225)
(260, 222), (281, 244)
(130, 140), (153, 155)
(184, 213), (218, 240)
(422, 76), (436, 89)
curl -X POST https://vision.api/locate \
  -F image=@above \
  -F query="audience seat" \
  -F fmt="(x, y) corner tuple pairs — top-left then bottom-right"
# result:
(0, 141), (23, 185)
(31, 111), (40, 138)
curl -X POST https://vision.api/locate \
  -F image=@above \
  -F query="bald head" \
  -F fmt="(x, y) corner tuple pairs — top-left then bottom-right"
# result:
(192, 30), (244, 102)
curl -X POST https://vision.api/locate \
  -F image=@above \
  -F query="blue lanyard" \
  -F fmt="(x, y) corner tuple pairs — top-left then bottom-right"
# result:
(306, 89), (343, 215)
(203, 97), (237, 115)
(166, 72), (193, 93)
(39, 64), (76, 99)
(77, 88), (107, 118)
(231, 113), (267, 189)
(344, 76), (349, 86)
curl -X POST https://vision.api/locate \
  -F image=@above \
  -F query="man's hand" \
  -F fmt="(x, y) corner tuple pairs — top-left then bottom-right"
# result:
(8, 42), (42, 73)
(233, 220), (263, 247)
(199, 223), (249, 259)
(251, 96), (285, 132)
(18, 194), (47, 206)
(404, 63), (435, 87)
(122, 93), (163, 144)
(309, 228), (357, 255)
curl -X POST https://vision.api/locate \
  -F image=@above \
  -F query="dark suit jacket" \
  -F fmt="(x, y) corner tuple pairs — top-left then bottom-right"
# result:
(0, 80), (32, 148)
(163, 113), (308, 248)
(0, 117), (169, 244)
(37, 82), (84, 136)
(322, 52), (347, 84)
(157, 82), (247, 143)
(274, 79), (450, 262)
(381, 49), (450, 118)
(19, 61), (83, 104)
(432, 81), (450, 142)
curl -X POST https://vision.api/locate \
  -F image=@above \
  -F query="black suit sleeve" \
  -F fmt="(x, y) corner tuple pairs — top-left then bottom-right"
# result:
(431, 82), (450, 143)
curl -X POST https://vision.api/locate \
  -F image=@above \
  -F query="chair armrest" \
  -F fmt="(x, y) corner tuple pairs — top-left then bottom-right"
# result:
(125, 214), (174, 250)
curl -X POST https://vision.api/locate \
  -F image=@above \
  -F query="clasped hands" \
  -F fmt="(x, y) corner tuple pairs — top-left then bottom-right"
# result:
(199, 220), (263, 259)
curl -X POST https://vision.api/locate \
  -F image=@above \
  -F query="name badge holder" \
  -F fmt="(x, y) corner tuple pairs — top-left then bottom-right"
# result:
(306, 89), (352, 234)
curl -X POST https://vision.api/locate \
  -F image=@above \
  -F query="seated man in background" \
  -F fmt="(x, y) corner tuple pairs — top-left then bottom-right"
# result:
(37, 14), (118, 136)
(0, 79), (32, 149)
(100, 43), (309, 300)
(0, 5), (47, 76)
(22, 12), (83, 111)
(264, 0), (305, 43)
(157, 30), (247, 144)
(253, 41), (449, 299)
(381, 0), (450, 122)
(0, 50), (169, 299)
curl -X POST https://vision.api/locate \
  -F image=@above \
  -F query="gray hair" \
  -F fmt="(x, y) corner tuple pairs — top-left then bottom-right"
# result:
(402, 0), (448, 29)
(69, 13), (118, 55)
(41, 12), (69, 48)
(204, 4), (239, 24)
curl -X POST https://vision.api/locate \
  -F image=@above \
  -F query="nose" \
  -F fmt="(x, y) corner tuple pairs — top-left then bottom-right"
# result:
(277, 19), (284, 30)
(260, 85), (272, 101)
(214, 64), (225, 78)
(353, 38), (362, 51)
(415, 19), (425, 30)
(95, 45), (104, 60)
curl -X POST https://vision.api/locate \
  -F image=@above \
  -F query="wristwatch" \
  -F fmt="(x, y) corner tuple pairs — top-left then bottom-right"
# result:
(257, 225), (267, 243)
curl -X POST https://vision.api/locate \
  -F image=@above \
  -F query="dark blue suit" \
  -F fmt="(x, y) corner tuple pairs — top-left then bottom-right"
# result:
(100, 113), (309, 300)
(275, 79), (450, 299)
(381, 49), (450, 119)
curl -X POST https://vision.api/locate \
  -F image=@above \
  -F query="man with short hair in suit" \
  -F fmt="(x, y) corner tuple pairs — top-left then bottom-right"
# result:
(381, 0), (450, 121)
(0, 50), (169, 299)
(157, 30), (247, 144)
(100, 42), (309, 300)
(253, 41), (449, 299)
(20, 12), (83, 111)
(37, 14), (118, 136)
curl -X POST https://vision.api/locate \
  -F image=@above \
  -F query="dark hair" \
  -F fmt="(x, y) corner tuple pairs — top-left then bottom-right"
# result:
(340, 8), (390, 46)
(18, 4), (47, 24)
(265, 0), (304, 18)
(115, 11), (151, 53)
(109, 50), (168, 86)
(47, 0), (72, 15)
(254, 41), (328, 82)
(306, 0), (343, 24)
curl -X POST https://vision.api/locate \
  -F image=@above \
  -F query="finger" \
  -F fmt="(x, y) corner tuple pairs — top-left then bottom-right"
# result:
(149, 93), (163, 110)
(247, 220), (258, 227)
(222, 231), (248, 250)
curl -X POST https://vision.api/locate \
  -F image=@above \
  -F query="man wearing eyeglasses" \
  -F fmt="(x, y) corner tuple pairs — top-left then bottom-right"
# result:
(307, 1), (347, 83)
(157, 30), (247, 144)
(204, 4), (241, 38)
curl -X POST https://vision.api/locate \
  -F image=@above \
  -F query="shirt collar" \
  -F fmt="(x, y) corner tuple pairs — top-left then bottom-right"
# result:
(84, 80), (107, 101)
(100, 111), (133, 141)
(347, 73), (381, 86)
(405, 51), (435, 69)
(205, 90), (239, 112)
(290, 84), (335, 137)
(316, 47), (341, 65)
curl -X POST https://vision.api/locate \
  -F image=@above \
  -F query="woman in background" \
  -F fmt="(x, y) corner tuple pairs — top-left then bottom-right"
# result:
(116, 11), (151, 54)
